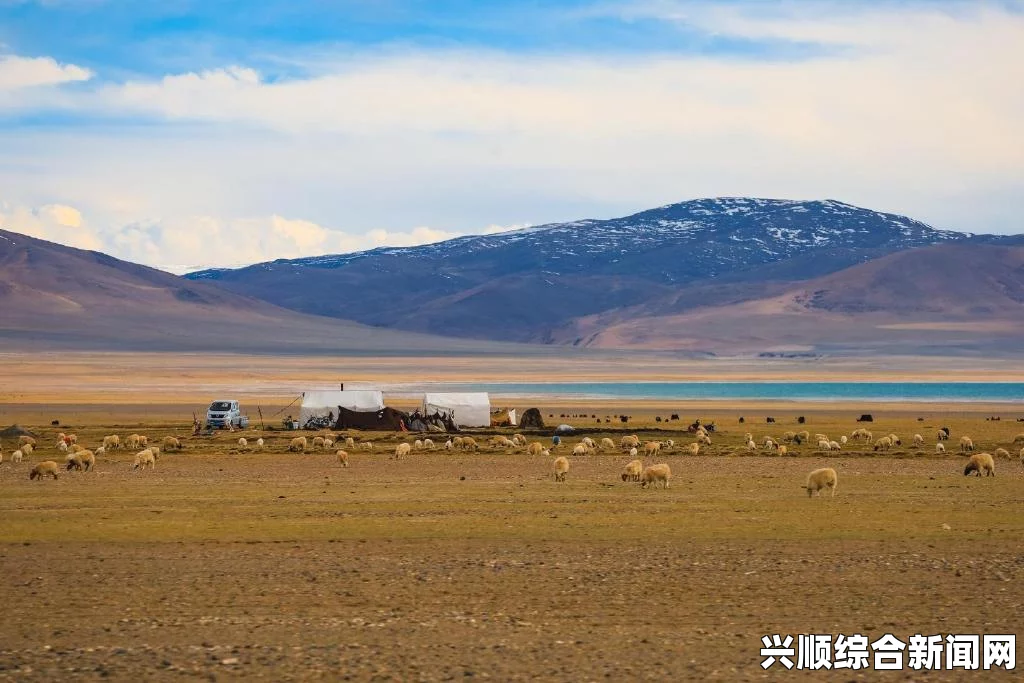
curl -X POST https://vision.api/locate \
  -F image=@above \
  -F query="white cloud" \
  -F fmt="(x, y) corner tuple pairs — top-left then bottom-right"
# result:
(0, 201), (102, 250)
(0, 54), (92, 90)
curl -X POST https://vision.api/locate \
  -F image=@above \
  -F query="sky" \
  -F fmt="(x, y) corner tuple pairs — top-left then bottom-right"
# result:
(0, 0), (1022, 273)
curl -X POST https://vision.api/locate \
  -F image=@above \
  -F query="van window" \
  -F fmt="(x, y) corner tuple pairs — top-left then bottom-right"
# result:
(210, 402), (232, 411)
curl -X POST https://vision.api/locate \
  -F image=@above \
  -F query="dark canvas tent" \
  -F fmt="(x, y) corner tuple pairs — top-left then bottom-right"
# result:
(333, 406), (410, 431)
(519, 408), (544, 429)
(0, 424), (37, 439)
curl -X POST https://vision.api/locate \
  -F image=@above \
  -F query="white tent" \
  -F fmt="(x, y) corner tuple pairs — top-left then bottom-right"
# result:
(423, 392), (491, 428)
(300, 390), (384, 424)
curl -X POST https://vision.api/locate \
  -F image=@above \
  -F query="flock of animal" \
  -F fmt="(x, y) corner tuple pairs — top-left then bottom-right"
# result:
(5, 422), (1021, 494)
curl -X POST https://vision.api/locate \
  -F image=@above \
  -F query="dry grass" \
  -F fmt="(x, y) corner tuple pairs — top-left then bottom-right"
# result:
(1, 406), (1022, 679)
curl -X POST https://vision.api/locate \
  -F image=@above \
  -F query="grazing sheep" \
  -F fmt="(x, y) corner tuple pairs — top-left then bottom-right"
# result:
(814, 433), (829, 444)
(162, 436), (182, 451)
(959, 436), (974, 453)
(95, 446), (105, 457)
(423, 438), (435, 450)
(699, 435), (712, 446)
(541, 448), (550, 458)
(743, 432), (753, 443)
(642, 441), (662, 457)
(527, 442), (544, 456)
(414, 439), (424, 450)
(763, 439), (776, 451)
(873, 436), (893, 452)
(888, 434), (902, 446)
(913, 434), (924, 446)
(936, 442), (946, 453)
(237, 437), (248, 450)
(553, 456), (570, 482)
(336, 450), (349, 467)
(324, 437), (334, 449)
(19, 435), (37, 447)
(132, 449), (156, 471)
(828, 441), (841, 452)
(599, 437), (615, 451)
(993, 447), (1011, 460)
(572, 443), (589, 457)
(345, 437), (356, 449)
(68, 449), (96, 471)
(620, 435), (640, 450)
(629, 447), (639, 459)
(445, 439), (454, 451)
(640, 463), (671, 489)
(782, 431), (796, 442)
(746, 439), (757, 452)
(805, 468), (837, 497)
(664, 439), (675, 449)
(817, 439), (832, 451)
(255, 438), (264, 450)
(582, 437), (596, 450)
(840, 435), (848, 445)
(461, 437), (478, 451)
(686, 443), (700, 456)
(778, 445), (788, 456)
(57, 441), (68, 453)
(138, 435), (148, 446)
(963, 452), (995, 477)
(453, 436), (465, 449)
(66, 453), (84, 471)
(312, 436), (326, 450)
(125, 434), (141, 449)
(102, 435), (121, 450)
(289, 436), (307, 452)
(29, 461), (59, 480)
(12, 449), (23, 463)
(360, 441), (373, 451)
(21, 443), (34, 456)
(394, 442), (412, 459)
(1014, 433), (1024, 444)
(150, 446), (160, 459)
(937, 429), (949, 441)
(512, 434), (526, 446)
(621, 459), (644, 482)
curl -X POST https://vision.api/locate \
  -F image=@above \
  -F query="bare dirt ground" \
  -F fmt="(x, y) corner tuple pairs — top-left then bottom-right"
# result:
(1, 406), (1022, 681)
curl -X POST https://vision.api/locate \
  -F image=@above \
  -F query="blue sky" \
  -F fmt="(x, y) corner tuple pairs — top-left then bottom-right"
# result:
(0, 0), (1022, 271)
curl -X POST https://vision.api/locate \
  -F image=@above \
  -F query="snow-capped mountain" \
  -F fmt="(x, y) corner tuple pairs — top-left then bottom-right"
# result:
(186, 198), (974, 342)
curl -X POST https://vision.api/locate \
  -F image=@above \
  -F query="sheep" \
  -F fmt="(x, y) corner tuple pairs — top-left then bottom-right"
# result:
(66, 453), (84, 471)
(394, 442), (412, 459)
(541, 448), (550, 458)
(814, 433), (829, 444)
(237, 437), (248, 450)
(936, 442), (946, 453)
(360, 441), (373, 451)
(255, 437), (264, 450)
(621, 459), (644, 482)
(699, 435), (712, 446)
(95, 446), (105, 457)
(763, 439), (776, 451)
(686, 443), (699, 456)
(336, 450), (349, 467)
(963, 452), (995, 477)
(620, 435), (640, 450)
(640, 463), (671, 489)
(1014, 433), (1024, 444)
(289, 436), (307, 452)
(453, 436), (464, 449)
(162, 436), (182, 451)
(150, 446), (160, 460)
(345, 437), (356, 449)
(414, 439), (424, 451)
(743, 432), (753, 443)
(642, 441), (662, 457)
(937, 429), (949, 441)
(102, 435), (121, 450)
(490, 436), (514, 449)
(572, 444), (589, 457)
(512, 434), (526, 446)
(461, 437), (478, 451)
(629, 447), (639, 459)
(888, 434), (902, 446)
(29, 461), (59, 480)
(805, 467), (837, 497)
(599, 437), (615, 451)
(21, 443), (34, 456)
(582, 437), (596, 450)
(324, 437), (334, 449)
(445, 439), (454, 451)
(913, 434), (924, 446)
(312, 436), (326, 450)
(138, 435), (148, 446)
(959, 436), (974, 453)
(132, 449), (156, 471)
(746, 439), (757, 452)
(993, 447), (1011, 460)
(57, 441), (68, 453)
(873, 436), (893, 452)
(423, 438), (435, 450)
(527, 442), (544, 456)
(778, 445), (788, 456)
(828, 441), (841, 452)
(19, 435), (37, 447)
(817, 439), (832, 451)
(67, 449), (95, 471)
(839, 435), (848, 445)
(553, 456), (570, 482)
(782, 431), (796, 442)
(12, 449), (23, 463)
(125, 434), (141, 449)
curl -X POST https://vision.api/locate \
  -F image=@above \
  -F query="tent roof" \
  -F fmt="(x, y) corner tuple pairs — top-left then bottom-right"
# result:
(301, 390), (384, 412)
(423, 392), (489, 406)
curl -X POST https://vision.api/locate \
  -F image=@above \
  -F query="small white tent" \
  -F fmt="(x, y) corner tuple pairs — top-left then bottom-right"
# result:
(423, 392), (491, 428)
(300, 390), (384, 424)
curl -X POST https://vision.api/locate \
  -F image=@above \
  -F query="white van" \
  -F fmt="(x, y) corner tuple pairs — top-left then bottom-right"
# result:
(206, 400), (248, 429)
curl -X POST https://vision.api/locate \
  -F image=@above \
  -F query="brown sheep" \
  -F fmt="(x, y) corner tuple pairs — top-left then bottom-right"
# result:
(642, 441), (662, 457)
(19, 435), (37, 447)
(527, 442), (544, 456)
(132, 449), (156, 471)
(964, 452), (995, 477)
(336, 450), (349, 467)
(993, 447), (1011, 460)
(959, 436), (974, 453)
(621, 459), (643, 482)
(640, 463), (671, 489)
(29, 461), (59, 480)
(289, 436), (307, 452)
(553, 456), (570, 482)
(162, 436), (183, 451)
(66, 453), (84, 471)
(312, 436), (326, 450)
(805, 467), (837, 497)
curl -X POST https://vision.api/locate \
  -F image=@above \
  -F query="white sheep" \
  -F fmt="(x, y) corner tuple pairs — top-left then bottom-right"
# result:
(640, 463), (671, 489)
(414, 439), (424, 450)
(95, 446), (105, 456)
(746, 439), (757, 452)
(132, 449), (156, 471)
(763, 439), (776, 451)
(57, 441), (68, 453)
(620, 435), (640, 450)
(814, 433), (829, 444)
(873, 437), (893, 452)
(394, 442), (412, 459)
(937, 429), (949, 441)
(686, 443), (699, 456)
(621, 459), (643, 482)
(828, 441), (841, 452)
(913, 434), (924, 446)
(360, 441), (373, 451)
(582, 437), (596, 450)
(423, 438), (435, 450)
(238, 437), (248, 450)
(629, 447), (639, 459)
(445, 439), (454, 450)
(817, 439), (831, 451)
(964, 452), (995, 477)
(936, 442), (946, 454)
(312, 436), (326, 450)
(21, 443), (34, 456)
(599, 437), (615, 451)
(256, 438), (264, 450)
(324, 437), (334, 449)
(993, 447), (1011, 460)
(12, 449), (23, 463)
(289, 436), (307, 452)
(664, 439), (675, 449)
(805, 468), (837, 497)
(572, 443), (589, 457)
(138, 435), (148, 446)
(345, 437), (356, 449)
(553, 456), (570, 482)
(888, 434), (902, 446)
(840, 435), (848, 445)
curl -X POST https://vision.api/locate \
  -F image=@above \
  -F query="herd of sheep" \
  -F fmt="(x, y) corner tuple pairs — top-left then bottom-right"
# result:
(4, 423), (1021, 495)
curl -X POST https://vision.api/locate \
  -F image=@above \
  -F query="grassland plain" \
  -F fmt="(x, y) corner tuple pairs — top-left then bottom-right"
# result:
(1, 407), (1022, 681)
